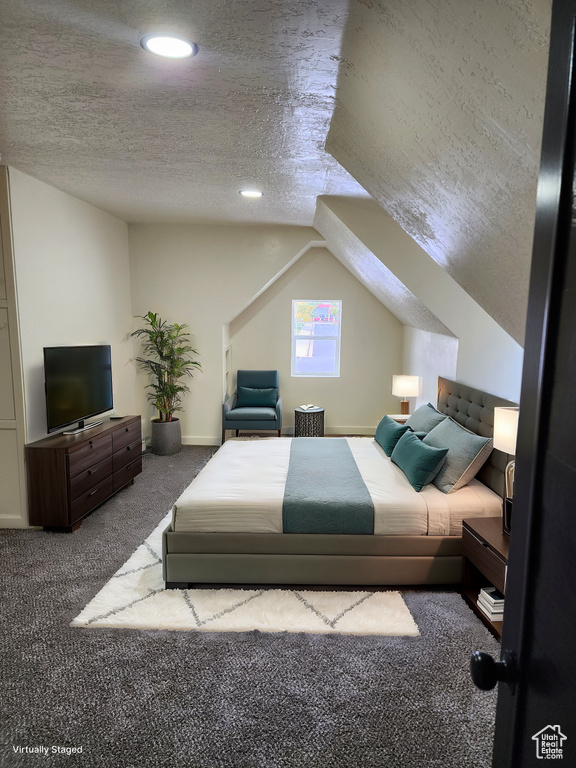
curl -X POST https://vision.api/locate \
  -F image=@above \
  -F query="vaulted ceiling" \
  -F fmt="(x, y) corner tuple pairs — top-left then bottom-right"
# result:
(0, 0), (551, 344)
(326, 0), (550, 344)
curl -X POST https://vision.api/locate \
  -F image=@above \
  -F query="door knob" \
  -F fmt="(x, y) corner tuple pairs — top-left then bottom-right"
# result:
(470, 650), (516, 692)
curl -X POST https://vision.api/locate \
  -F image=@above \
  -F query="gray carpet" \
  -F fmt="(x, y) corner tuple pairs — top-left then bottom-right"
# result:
(0, 446), (499, 768)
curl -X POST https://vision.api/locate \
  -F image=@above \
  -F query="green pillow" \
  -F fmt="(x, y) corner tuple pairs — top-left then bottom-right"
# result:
(390, 431), (448, 492)
(236, 386), (278, 408)
(404, 403), (447, 434)
(423, 417), (493, 493)
(374, 416), (410, 456)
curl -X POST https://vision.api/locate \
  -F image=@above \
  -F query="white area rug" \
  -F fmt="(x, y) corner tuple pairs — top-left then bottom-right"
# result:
(71, 512), (420, 636)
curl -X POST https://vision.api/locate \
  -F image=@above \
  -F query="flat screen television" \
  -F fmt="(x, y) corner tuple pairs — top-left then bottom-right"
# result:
(44, 345), (113, 434)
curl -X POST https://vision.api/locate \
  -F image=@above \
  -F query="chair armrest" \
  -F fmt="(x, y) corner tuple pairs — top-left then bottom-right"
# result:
(275, 395), (283, 427)
(223, 393), (237, 416)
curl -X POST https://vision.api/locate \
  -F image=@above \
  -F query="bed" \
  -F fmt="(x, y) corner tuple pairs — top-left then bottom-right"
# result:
(162, 377), (516, 588)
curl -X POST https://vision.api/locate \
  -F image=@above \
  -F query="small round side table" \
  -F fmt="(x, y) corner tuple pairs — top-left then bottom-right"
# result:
(294, 406), (325, 437)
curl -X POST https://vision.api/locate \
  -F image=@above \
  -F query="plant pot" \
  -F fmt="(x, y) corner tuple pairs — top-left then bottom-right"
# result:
(151, 418), (181, 455)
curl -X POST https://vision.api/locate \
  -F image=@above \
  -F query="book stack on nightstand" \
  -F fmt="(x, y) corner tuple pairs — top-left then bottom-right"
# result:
(476, 586), (505, 623)
(462, 517), (509, 639)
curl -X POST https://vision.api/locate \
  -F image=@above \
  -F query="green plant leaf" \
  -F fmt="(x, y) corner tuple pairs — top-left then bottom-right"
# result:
(132, 312), (202, 421)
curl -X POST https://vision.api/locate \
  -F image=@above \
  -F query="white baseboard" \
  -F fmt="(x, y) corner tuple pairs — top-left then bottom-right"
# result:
(182, 436), (221, 446)
(182, 428), (376, 445)
(281, 427), (375, 437)
(0, 514), (38, 529)
(324, 426), (376, 436)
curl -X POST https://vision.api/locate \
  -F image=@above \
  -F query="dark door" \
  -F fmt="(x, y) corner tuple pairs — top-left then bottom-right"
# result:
(485, 0), (576, 764)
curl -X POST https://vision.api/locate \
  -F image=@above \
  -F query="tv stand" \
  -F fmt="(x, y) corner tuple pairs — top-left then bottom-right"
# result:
(63, 419), (103, 436)
(26, 416), (142, 530)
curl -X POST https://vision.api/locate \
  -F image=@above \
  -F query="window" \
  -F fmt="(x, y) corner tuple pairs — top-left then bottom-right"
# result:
(291, 300), (341, 377)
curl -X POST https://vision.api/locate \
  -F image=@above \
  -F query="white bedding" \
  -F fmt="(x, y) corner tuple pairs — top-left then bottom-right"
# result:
(171, 437), (502, 536)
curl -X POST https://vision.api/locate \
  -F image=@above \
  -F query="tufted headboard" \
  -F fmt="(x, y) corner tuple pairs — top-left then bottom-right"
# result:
(436, 376), (518, 498)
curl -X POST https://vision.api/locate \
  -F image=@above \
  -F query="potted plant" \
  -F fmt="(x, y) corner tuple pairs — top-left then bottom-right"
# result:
(132, 311), (201, 455)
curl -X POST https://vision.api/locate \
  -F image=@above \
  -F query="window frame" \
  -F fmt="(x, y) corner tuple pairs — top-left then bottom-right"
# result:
(291, 299), (342, 378)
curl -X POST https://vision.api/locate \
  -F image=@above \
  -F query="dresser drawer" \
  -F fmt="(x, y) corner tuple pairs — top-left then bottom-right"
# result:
(70, 476), (114, 524)
(112, 420), (141, 452)
(462, 524), (507, 594)
(68, 435), (113, 477)
(25, 415), (142, 530)
(113, 455), (142, 492)
(113, 439), (141, 472)
(69, 456), (113, 501)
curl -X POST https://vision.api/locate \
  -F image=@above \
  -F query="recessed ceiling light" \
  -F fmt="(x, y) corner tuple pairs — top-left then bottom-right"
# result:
(240, 190), (263, 198)
(140, 34), (198, 59)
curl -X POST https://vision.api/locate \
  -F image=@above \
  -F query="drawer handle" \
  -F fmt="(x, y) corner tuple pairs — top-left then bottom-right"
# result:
(87, 470), (92, 476)
(125, 427), (129, 432)
(89, 488), (99, 497)
(126, 445), (131, 451)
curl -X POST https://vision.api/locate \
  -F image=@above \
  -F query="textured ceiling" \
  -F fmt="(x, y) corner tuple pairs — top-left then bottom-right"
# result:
(0, 0), (552, 345)
(0, 0), (367, 225)
(326, 0), (551, 345)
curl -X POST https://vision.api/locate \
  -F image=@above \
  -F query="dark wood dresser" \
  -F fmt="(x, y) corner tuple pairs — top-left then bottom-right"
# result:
(26, 416), (142, 530)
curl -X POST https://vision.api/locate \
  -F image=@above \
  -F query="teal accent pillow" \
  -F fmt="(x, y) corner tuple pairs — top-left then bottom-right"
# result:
(390, 431), (449, 492)
(423, 417), (493, 494)
(236, 386), (278, 408)
(374, 416), (410, 456)
(404, 403), (447, 434)
(409, 430), (427, 440)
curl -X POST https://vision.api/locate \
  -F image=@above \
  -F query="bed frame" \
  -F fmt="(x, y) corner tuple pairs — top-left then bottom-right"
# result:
(162, 377), (516, 588)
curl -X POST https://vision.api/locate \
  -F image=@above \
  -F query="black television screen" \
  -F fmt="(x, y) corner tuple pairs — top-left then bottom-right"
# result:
(44, 345), (113, 433)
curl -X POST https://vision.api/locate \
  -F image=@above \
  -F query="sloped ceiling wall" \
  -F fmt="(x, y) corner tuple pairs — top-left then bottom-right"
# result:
(326, 0), (551, 346)
(314, 197), (453, 336)
(315, 196), (524, 399)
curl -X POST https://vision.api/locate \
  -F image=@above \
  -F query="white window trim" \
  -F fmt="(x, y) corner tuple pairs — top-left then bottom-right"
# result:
(291, 300), (342, 377)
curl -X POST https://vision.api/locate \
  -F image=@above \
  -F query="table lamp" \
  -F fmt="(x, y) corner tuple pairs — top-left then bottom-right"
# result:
(392, 375), (420, 415)
(493, 407), (519, 536)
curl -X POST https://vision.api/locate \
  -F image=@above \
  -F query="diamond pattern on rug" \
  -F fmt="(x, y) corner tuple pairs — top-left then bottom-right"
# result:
(70, 512), (420, 636)
(293, 590), (374, 627)
(183, 588), (265, 626)
(115, 542), (160, 578)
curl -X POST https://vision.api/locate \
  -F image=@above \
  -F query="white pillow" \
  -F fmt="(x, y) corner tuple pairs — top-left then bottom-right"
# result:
(404, 403), (447, 434)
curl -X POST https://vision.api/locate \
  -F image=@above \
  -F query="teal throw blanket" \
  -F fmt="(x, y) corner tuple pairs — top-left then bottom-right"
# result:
(282, 438), (374, 534)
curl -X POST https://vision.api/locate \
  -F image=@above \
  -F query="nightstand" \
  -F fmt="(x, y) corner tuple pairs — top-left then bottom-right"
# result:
(462, 517), (510, 640)
(385, 414), (408, 424)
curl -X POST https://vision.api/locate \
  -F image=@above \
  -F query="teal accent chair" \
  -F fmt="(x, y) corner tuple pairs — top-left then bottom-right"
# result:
(222, 370), (282, 443)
